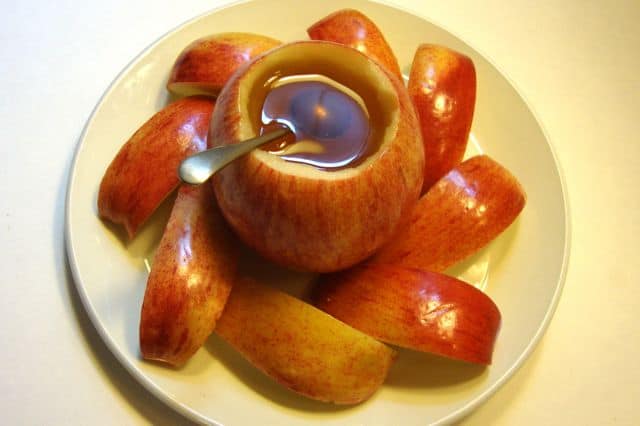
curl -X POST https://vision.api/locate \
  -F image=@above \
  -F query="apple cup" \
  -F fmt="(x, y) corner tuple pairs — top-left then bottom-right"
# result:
(209, 41), (424, 273)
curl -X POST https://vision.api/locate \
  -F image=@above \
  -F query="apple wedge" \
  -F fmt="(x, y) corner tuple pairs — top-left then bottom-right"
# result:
(372, 155), (526, 272)
(408, 44), (476, 192)
(307, 9), (403, 81)
(314, 264), (501, 365)
(98, 96), (214, 238)
(167, 32), (281, 97)
(215, 277), (396, 404)
(139, 183), (239, 367)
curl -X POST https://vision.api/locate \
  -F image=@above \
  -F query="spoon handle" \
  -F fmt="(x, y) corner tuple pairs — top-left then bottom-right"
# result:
(178, 127), (290, 185)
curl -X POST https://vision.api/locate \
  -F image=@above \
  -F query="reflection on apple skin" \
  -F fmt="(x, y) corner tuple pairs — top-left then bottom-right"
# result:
(97, 97), (214, 239)
(139, 184), (238, 367)
(372, 155), (526, 273)
(408, 43), (477, 192)
(314, 264), (501, 365)
(307, 9), (403, 80)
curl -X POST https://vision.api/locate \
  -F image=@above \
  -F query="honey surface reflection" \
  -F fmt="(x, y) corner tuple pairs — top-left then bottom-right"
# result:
(260, 75), (371, 169)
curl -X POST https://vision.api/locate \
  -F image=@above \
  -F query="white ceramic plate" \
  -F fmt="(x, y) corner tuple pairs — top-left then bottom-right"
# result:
(65, 0), (570, 424)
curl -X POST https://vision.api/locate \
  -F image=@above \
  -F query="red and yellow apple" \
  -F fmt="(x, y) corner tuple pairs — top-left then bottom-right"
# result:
(408, 44), (477, 192)
(372, 155), (526, 272)
(139, 184), (239, 366)
(314, 263), (501, 365)
(215, 276), (396, 404)
(209, 41), (424, 272)
(167, 33), (281, 97)
(308, 9), (403, 81)
(98, 96), (214, 238)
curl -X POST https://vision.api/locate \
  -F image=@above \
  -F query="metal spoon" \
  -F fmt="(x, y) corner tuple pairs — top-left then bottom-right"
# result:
(178, 81), (363, 185)
(178, 127), (291, 185)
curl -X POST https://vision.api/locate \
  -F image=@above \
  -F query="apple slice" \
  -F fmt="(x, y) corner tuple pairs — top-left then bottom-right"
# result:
(139, 183), (239, 367)
(167, 33), (281, 97)
(307, 9), (403, 81)
(314, 264), (501, 365)
(98, 96), (214, 238)
(408, 44), (476, 192)
(215, 277), (396, 404)
(372, 155), (526, 272)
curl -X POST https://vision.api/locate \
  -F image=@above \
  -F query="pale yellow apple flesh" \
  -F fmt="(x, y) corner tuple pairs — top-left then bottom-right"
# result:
(139, 184), (239, 366)
(372, 155), (526, 272)
(215, 276), (396, 404)
(210, 41), (424, 272)
(167, 32), (281, 97)
(98, 96), (214, 238)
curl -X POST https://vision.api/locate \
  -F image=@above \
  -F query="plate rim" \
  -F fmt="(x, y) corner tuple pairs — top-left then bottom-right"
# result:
(383, 0), (572, 423)
(64, 0), (572, 424)
(63, 2), (249, 424)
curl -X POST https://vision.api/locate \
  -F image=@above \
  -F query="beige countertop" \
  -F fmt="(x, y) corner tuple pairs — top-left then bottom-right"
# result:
(1, 0), (637, 424)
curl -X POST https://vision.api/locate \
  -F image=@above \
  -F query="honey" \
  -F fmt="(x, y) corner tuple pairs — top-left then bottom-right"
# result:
(259, 74), (372, 169)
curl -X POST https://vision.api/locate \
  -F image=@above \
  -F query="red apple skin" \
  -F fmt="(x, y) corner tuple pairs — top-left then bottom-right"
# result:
(210, 41), (424, 273)
(98, 96), (214, 238)
(372, 155), (526, 272)
(314, 264), (501, 365)
(139, 183), (239, 367)
(408, 44), (477, 192)
(307, 9), (403, 81)
(167, 33), (281, 97)
(215, 276), (396, 404)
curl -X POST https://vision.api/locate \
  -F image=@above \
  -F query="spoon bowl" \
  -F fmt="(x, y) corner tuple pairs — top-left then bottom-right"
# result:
(179, 74), (370, 184)
(178, 127), (290, 185)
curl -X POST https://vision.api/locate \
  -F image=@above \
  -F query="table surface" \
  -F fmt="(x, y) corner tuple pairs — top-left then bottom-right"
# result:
(1, 0), (638, 424)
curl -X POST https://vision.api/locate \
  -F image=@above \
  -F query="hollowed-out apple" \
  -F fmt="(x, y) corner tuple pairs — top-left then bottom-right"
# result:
(209, 41), (424, 273)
